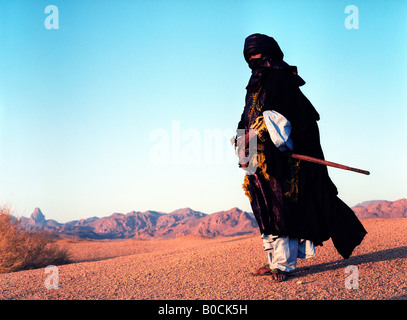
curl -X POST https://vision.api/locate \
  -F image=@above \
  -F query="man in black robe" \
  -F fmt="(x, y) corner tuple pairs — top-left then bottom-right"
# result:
(234, 33), (367, 282)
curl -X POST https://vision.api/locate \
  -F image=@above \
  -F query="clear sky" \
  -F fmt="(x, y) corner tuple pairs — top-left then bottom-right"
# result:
(1, 0), (406, 222)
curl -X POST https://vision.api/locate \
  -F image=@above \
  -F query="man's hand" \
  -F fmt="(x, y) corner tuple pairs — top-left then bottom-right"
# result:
(235, 130), (257, 168)
(237, 145), (248, 168)
(236, 130), (257, 150)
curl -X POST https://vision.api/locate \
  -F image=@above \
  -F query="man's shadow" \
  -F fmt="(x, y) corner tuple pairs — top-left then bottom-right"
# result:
(295, 245), (407, 276)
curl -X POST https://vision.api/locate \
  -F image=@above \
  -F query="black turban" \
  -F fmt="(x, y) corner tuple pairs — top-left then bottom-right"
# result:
(243, 33), (284, 63)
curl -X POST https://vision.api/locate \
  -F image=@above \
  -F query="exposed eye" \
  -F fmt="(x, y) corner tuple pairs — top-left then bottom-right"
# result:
(249, 54), (262, 60)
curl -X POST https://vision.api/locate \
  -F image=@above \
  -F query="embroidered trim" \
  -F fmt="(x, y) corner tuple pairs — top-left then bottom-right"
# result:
(247, 87), (263, 127)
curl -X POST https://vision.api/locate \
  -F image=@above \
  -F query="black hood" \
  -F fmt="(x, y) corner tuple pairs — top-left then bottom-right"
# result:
(244, 33), (284, 63)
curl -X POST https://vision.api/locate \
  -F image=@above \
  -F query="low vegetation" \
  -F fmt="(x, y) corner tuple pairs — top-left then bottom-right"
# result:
(0, 206), (70, 274)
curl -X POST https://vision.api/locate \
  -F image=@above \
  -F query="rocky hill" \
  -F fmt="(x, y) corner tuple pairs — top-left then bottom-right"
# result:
(352, 198), (407, 219)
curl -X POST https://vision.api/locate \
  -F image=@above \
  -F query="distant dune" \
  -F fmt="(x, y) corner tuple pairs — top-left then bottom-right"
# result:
(19, 199), (407, 239)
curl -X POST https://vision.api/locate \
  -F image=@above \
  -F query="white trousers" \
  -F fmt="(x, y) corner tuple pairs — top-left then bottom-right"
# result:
(262, 234), (316, 272)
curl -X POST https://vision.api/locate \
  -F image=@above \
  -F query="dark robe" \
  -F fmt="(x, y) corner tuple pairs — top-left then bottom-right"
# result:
(237, 60), (367, 259)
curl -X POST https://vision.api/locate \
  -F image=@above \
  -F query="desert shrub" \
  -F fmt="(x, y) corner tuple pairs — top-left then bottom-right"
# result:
(0, 206), (70, 273)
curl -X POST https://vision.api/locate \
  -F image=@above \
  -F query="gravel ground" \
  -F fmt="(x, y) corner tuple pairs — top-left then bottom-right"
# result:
(0, 218), (406, 300)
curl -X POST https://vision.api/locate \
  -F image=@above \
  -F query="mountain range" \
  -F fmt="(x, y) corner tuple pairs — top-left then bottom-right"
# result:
(352, 198), (407, 219)
(19, 199), (407, 240)
(20, 207), (259, 240)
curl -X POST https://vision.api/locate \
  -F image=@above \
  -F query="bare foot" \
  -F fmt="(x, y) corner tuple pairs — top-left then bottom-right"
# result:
(270, 269), (288, 282)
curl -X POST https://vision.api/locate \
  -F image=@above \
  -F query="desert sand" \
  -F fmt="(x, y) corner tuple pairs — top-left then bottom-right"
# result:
(0, 218), (406, 300)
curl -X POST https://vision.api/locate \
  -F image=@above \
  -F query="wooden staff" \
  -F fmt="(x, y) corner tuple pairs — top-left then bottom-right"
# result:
(287, 152), (370, 175)
(233, 131), (370, 175)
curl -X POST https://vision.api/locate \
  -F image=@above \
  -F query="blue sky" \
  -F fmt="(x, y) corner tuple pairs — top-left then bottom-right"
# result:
(0, 0), (406, 222)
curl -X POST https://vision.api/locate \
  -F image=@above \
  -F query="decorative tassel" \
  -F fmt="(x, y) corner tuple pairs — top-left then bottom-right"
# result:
(242, 175), (252, 202)
(256, 152), (270, 181)
(242, 151), (270, 202)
